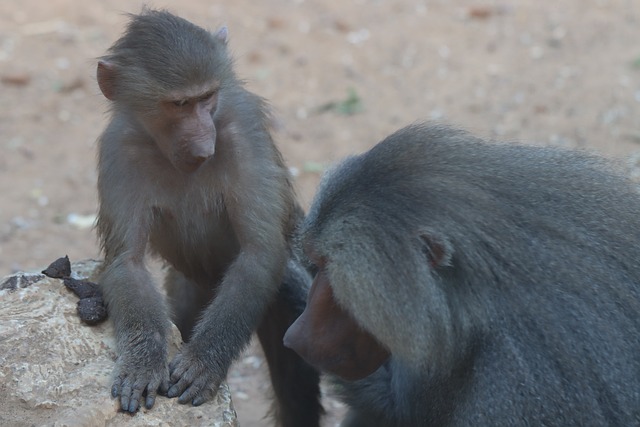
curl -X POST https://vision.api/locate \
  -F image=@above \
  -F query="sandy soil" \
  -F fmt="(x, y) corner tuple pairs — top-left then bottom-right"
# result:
(1, 1), (639, 426)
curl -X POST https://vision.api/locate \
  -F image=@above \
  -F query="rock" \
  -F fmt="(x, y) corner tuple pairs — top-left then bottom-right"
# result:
(0, 259), (238, 427)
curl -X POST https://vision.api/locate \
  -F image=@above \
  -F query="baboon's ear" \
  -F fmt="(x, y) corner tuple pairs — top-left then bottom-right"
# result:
(418, 230), (453, 268)
(214, 26), (228, 44)
(97, 60), (117, 100)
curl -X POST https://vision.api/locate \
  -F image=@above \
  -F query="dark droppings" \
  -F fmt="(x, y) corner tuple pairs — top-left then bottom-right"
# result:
(63, 277), (103, 299)
(77, 297), (108, 325)
(42, 255), (108, 325)
(42, 255), (72, 279)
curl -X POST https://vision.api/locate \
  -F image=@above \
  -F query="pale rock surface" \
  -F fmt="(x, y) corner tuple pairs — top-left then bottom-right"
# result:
(0, 259), (238, 427)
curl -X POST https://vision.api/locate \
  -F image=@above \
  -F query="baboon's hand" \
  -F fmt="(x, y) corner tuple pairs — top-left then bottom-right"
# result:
(167, 346), (224, 406)
(111, 340), (169, 413)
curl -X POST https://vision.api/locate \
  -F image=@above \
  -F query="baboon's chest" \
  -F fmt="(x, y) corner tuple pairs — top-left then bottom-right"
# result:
(149, 202), (240, 279)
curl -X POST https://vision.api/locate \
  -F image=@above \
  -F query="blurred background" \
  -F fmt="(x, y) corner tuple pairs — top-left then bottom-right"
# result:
(1, 0), (638, 425)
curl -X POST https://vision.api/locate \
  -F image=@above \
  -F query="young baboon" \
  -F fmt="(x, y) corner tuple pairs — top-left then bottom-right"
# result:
(284, 123), (640, 426)
(95, 9), (322, 426)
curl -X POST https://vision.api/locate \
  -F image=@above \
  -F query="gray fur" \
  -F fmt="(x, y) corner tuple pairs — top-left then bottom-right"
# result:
(96, 9), (321, 425)
(300, 123), (640, 426)
(98, 8), (234, 107)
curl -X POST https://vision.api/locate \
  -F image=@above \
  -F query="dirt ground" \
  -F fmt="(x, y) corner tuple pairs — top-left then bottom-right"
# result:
(1, 0), (639, 426)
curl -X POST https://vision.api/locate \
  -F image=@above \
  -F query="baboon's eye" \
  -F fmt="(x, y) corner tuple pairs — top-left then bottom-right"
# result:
(200, 91), (216, 102)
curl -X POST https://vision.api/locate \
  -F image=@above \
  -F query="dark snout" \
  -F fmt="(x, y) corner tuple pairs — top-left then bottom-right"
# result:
(283, 312), (309, 355)
(179, 128), (216, 173)
(187, 135), (215, 165)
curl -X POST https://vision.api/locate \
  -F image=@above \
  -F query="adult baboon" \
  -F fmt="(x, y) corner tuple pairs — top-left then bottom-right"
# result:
(285, 123), (640, 426)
